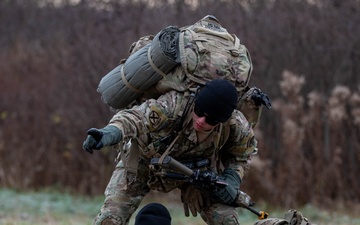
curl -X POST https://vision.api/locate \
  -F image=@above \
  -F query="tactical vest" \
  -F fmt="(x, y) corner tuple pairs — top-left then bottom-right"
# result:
(116, 92), (234, 192)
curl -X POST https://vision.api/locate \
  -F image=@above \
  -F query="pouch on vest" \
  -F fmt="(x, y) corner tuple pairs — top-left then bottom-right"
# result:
(179, 15), (253, 96)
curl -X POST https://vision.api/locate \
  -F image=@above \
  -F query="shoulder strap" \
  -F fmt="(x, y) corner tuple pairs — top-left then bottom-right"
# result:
(212, 119), (234, 172)
(157, 91), (197, 163)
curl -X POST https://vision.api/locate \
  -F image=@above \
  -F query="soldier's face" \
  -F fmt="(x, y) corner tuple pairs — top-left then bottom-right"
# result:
(192, 111), (218, 132)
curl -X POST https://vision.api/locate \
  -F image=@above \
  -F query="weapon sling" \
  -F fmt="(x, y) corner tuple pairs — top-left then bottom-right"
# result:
(157, 90), (198, 165)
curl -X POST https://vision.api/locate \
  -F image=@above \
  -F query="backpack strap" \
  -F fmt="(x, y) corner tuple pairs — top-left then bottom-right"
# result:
(157, 130), (183, 165)
(157, 91), (196, 163)
(147, 44), (167, 78)
(121, 65), (143, 94)
(212, 118), (235, 172)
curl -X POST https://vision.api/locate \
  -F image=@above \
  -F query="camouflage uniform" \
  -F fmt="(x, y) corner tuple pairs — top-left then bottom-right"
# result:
(93, 90), (257, 225)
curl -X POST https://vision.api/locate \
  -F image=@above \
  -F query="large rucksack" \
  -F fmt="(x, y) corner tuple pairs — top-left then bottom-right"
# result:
(179, 15), (252, 93)
(98, 15), (251, 105)
(97, 15), (266, 126)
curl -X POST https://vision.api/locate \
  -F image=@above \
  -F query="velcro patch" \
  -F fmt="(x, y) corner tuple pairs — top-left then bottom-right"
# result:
(148, 105), (169, 131)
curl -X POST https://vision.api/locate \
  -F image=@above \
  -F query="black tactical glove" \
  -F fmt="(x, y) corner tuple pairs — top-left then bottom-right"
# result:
(210, 168), (241, 205)
(82, 125), (122, 154)
(250, 87), (272, 109)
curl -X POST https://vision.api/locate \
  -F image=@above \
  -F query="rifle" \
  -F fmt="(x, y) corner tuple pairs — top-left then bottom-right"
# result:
(150, 155), (269, 219)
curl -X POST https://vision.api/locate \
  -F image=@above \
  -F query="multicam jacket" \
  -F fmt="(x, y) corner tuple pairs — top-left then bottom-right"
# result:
(108, 90), (257, 191)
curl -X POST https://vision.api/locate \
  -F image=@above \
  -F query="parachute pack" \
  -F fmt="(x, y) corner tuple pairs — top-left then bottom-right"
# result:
(97, 15), (269, 127)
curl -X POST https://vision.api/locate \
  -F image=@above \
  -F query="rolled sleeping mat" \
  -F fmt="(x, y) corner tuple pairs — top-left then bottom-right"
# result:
(98, 26), (181, 109)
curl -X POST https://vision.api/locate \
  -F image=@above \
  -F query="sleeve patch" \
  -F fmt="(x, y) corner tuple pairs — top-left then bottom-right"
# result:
(148, 105), (169, 131)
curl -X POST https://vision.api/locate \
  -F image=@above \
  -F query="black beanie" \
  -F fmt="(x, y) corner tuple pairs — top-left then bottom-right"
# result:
(195, 79), (238, 123)
(135, 203), (171, 225)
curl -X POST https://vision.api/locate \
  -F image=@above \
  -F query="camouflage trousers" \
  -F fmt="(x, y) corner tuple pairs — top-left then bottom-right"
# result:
(93, 160), (241, 225)
(93, 159), (151, 225)
(200, 204), (241, 225)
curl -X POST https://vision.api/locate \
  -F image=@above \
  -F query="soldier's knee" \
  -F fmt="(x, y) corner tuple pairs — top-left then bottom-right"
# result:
(201, 204), (240, 225)
(94, 194), (139, 225)
(205, 211), (239, 225)
(217, 213), (240, 225)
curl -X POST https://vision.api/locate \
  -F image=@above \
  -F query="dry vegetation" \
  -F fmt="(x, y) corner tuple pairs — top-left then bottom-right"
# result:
(0, 0), (359, 211)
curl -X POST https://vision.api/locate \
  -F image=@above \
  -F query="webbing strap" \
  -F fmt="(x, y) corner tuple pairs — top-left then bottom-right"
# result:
(158, 133), (181, 165)
(145, 147), (160, 158)
(213, 123), (231, 172)
(192, 26), (234, 42)
(233, 34), (240, 48)
(158, 98), (194, 165)
(187, 29), (207, 53)
(121, 65), (143, 93)
(214, 123), (223, 151)
(120, 44), (168, 95)
(147, 45), (167, 77)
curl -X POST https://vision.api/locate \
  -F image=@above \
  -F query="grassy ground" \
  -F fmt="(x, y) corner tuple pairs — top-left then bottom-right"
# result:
(0, 188), (359, 225)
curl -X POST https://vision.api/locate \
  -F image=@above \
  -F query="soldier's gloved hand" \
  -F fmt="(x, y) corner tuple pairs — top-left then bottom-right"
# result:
(210, 168), (241, 205)
(181, 183), (210, 217)
(249, 87), (272, 109)
(82, 125), (122, 154)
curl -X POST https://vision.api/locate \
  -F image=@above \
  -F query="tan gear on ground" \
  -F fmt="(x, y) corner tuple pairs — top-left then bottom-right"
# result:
(284, 209), (311, 225)
(181, 183), (211, 217)
(254, 209), (312, 225)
